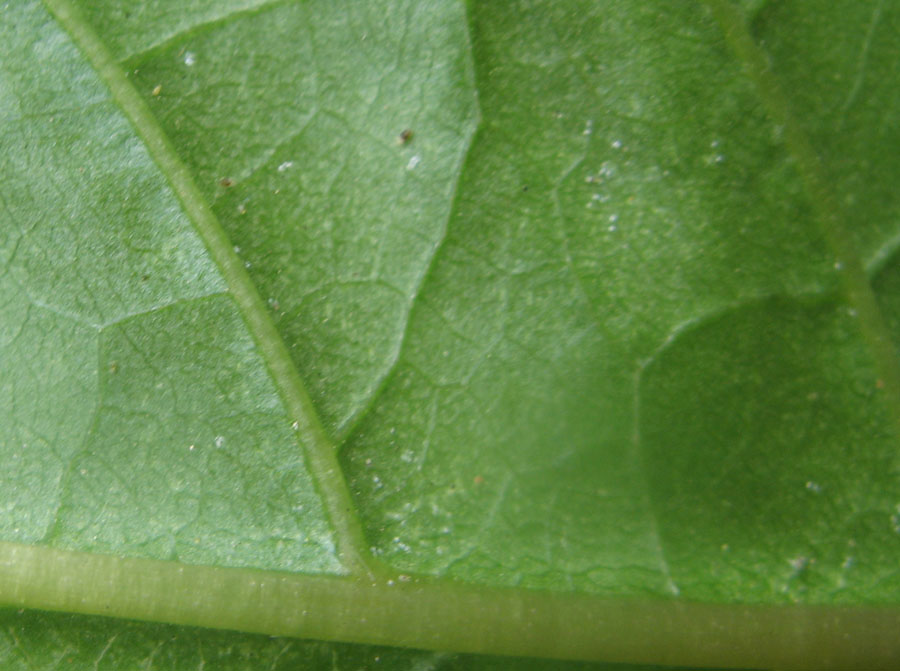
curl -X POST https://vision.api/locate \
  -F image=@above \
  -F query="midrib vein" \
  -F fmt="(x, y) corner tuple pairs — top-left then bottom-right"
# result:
(3, 539), (900, 669)
(702, 0), (900, 424)
(41, 0), (380, 579)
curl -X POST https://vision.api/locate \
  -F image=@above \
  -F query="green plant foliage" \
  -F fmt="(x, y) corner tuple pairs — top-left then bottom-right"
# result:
(0, 610), (621, 671)
(1, 0), (899, 668)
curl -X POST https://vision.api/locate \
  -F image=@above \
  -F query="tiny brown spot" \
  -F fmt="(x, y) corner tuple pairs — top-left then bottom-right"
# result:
(473, 475), (484, 485)
(876, 378), (885, 389)
(219, 177), (233, 188)
(398, 129), (413, 145)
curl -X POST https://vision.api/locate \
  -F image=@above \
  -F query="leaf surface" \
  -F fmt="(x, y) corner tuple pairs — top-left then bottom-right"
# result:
(1, 0), (900, 668)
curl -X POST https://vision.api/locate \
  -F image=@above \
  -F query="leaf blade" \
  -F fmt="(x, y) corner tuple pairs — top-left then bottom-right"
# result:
(2, 0), (900, 668)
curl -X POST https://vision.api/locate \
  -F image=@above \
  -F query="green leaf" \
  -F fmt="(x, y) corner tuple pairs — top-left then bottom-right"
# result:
(1, 0), (899, 669)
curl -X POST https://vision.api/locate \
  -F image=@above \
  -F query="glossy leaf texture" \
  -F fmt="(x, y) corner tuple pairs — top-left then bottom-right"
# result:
(1, 0), (899, 669)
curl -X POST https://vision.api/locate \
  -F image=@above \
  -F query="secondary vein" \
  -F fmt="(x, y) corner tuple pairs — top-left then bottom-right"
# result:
(702, 0), (900, 427)
(42, 0), (381, 579)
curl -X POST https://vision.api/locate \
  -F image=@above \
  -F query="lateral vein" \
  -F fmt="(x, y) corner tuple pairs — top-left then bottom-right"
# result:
(701, 0), (900, 428)
(42, 0), (380, 579)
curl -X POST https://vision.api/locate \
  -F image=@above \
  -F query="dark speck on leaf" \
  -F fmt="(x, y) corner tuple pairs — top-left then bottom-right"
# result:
(398, 129), (413, 145)
(219, 177), (233, 187)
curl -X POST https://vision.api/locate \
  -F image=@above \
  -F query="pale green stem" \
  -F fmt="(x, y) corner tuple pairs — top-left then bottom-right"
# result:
(1, 541), (899, 669)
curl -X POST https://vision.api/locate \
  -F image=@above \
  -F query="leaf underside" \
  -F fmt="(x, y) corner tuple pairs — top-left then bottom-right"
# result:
(1, 0), (899, 669)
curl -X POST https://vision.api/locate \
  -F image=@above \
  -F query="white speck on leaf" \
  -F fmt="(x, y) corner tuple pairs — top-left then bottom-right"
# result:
(277, 161), (293, 172)
(184, 52), (196, 66)
(788, 556), (809, 572)
(406, 154), (421, 170)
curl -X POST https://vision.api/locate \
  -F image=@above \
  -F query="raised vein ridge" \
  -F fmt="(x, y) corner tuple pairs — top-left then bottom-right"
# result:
(41, 0), (380, 579)
(701, 0), (900, 425)
(3, 539), (900, 669)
